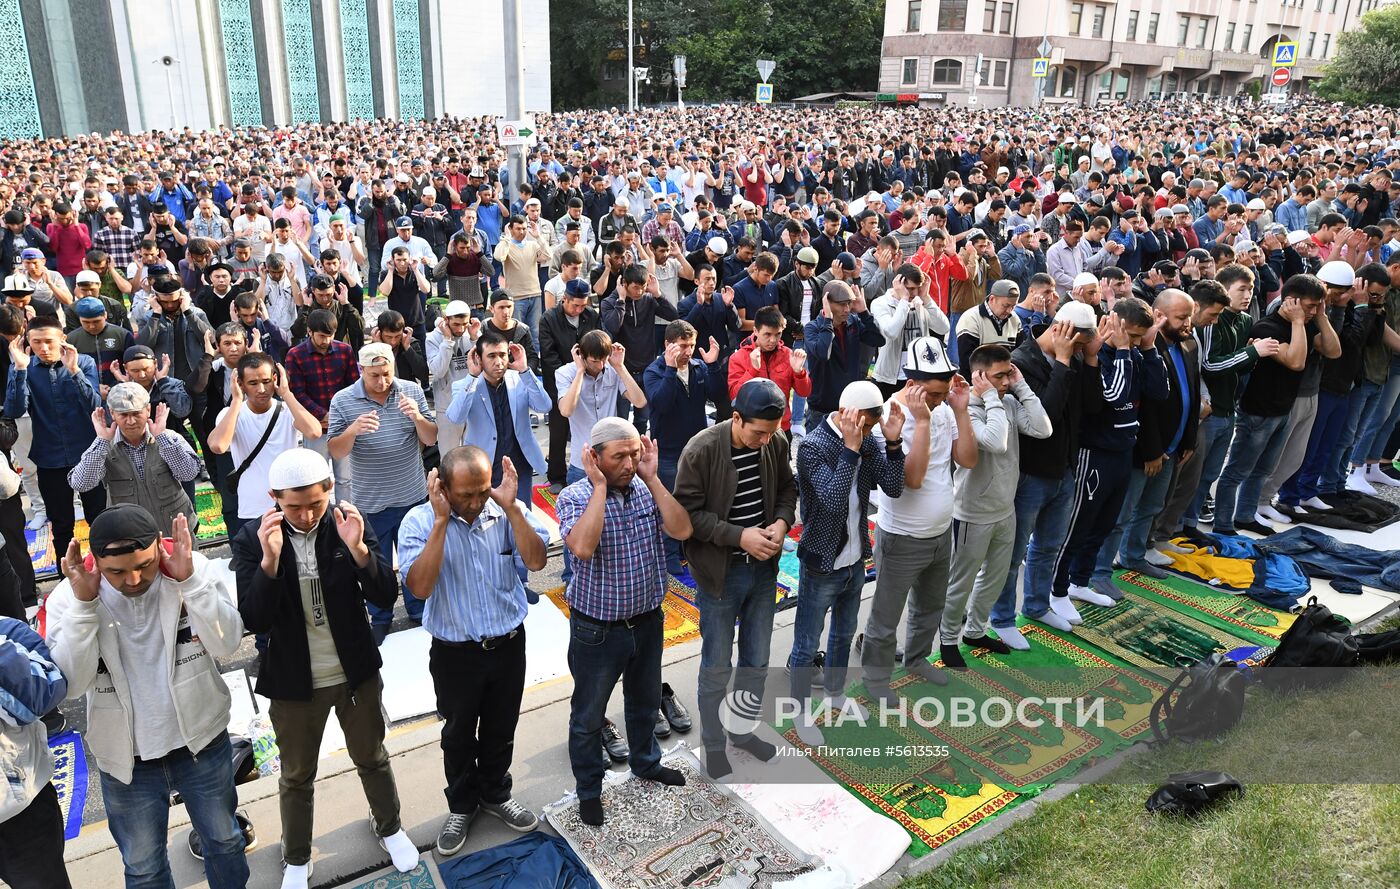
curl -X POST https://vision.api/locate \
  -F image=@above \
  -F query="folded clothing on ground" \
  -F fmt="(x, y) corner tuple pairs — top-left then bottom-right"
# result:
(1254, 524), (1400, 595)
(1275, 490), (1400, 533)
(1164, 530), (1309, 610)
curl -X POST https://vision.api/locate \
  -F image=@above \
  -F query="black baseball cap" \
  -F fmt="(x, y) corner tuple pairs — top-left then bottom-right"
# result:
(733, 378), (786, 421)
(89, 504), (161, 557)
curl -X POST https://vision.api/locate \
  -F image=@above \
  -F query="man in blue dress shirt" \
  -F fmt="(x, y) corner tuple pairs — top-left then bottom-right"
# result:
(399, 446), (548, 857)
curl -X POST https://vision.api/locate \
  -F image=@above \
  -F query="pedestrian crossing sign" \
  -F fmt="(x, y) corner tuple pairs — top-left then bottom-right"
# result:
(1272, 41), (1297, 67)
(756, 83), (773, 103)
(1032, 58), (1049, 78)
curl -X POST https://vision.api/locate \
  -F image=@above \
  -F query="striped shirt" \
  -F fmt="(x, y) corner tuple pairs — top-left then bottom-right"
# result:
(397, 499), (550, 641)
(326, 379), (432, 514)
(556, 477), (666, 621)
(727, 446), (763, 554)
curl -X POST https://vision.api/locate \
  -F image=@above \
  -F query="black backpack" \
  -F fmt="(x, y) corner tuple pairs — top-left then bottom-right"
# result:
(1145, 771), (1245, 816)
(1149, 653), (1248, 743)
(1260, 596), (1359, 690)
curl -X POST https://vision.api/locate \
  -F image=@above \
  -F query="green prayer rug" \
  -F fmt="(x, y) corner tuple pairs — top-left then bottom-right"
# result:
(1114, 569), (1294, 643)
(1068, 590), (1261, 671)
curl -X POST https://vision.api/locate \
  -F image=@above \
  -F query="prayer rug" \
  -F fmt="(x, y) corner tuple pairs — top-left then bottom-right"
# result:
(337, 859), (443, 889)
(541, 580), (701, 647)
(1115, 569), (1294, 643)
(544, 745), (820, 888)
(194, 482), (227, 544)
(1068, 592), (1260, 672)
(48, 729), (89, 840)
(532, 483), (560, 522)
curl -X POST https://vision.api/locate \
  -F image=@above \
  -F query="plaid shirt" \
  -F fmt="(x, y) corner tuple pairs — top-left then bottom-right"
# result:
(556, 476), (666, 621)
(284, 339), (359, 421)
(93, 225), (139, 268)
(68, 432), (202, 493)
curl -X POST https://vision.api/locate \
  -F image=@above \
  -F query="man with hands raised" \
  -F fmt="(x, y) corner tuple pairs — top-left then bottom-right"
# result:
(862, 337), (976, 702)
(727, 306), (810, 438)
(70, 382), (200, 534)
(327, 342), (437, 643)
(555, 330), (646, 488)
(870, 264), (950, 400)
(426, 300), (481, 450)
(802, 280), (886, 435)
(398, 447), (549, 854)
(232, 449), (415, 888)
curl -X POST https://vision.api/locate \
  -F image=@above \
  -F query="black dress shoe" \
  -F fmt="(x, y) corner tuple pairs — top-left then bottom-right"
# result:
(601, 718), (629, 763)
(653, 708), (672, 739)
(660, 683), (691, 732)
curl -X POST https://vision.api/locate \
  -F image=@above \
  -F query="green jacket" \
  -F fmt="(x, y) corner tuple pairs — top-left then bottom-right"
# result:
(1197, 308), (1259, 417)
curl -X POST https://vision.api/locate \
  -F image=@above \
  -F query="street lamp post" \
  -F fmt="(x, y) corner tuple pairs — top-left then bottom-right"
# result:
(673, 54), (687, 113)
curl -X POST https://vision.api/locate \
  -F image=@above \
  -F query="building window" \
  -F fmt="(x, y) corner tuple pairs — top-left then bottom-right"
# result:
(1196, 18), (1208, 48)
(1125, 10), (1138, 40)
(1091, 4), (1106, 38)
(1148, 12), (1160, 42)
(907, 0), (922, 30)
(1321, 33), (1331, 56)
(1047, 65), (1077, 97)
(902, 57), (919, 85)
(602, 60), (624, 81)
(1241, 24), (1252, 51)
(1097, 70), (1129, 100)
(1164, 72), (1179, 94)
(937, 0), (967, 30)
(984, 0), (997, 31)
(1069, 2), (1083, 34)
(1306, 32), (1316, 55)
(1177, 16), (1190, 45)
(1223, 22), (1235, 51)
(978, 58), (1009, 87)
(1000, 1), (1013, 32)
(931, 58), (964, 84)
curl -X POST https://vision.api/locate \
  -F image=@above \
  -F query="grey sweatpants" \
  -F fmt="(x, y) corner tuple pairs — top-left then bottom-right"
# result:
(1259, 393), (1318, 507)
(860, 525), (952, 684)
(941, 518), (1016, 643)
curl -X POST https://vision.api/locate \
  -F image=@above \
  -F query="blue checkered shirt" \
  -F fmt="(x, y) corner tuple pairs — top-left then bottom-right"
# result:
(556, 476), (666, 621)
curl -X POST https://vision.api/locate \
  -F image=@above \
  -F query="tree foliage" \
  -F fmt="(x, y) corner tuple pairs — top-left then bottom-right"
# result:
(1315, 6), (1400, 107)
(549, 0), (882, 108)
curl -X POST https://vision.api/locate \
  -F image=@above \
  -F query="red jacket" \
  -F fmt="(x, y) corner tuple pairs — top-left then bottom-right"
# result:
(911, 249), (968, 314)
(45, 221), (91, 276)
(727, 337), (812, 430)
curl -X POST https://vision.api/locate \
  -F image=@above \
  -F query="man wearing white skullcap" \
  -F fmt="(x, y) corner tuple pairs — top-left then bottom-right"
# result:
(230, 448), (417, 887)
(788, 379), (906, 745)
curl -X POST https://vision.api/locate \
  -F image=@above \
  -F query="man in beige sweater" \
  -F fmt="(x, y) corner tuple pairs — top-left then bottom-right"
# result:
(493, 215), (552, 349)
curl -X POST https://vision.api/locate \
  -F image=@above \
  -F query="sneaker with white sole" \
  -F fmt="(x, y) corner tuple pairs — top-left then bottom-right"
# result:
(1256, 504), (1293, 525)
(1347, 467), (1377, 494)
(435, 810), (476, 857)
(480, 798), (539, 832)
(1365, 464), (1400, 487)
(1067, 584), (1115, 607)
(1049, 596), (1083, 625)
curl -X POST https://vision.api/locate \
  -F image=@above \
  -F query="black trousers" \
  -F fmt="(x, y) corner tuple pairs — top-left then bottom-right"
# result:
(545, 382), (568, 485)
(36, 467), (106, 562)
(0, 782), (73, 889)
(0, 491), (35, 607)
(428, 629), (526, 814)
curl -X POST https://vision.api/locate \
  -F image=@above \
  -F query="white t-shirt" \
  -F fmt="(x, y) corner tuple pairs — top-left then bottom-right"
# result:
(218, 400), (301, 518)
(875, 400), (957, 538)
(233, 214), (272, 260)
(273, 241), (309, 287)
(543, 273), (569, 306)
(652, 257), (682, 322)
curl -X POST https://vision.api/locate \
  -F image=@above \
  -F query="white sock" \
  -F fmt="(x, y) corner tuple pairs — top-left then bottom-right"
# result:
(281, 863), (311, 889)
(1068, 584), (1115, 606)
(794, 717), (826, 747)
(1302, 496), (1333, 510)
(1144, 548), (1174, 566)
(1347, 467), (1377, 493)
(995, 625), (1030, 650)
(1050, 596), (1084, 625)
(380, 829), (419, 873)
(1256, 506), (1291, 525)
(1366, 464), (1400, 486)
(1036, 608), (1075, 631)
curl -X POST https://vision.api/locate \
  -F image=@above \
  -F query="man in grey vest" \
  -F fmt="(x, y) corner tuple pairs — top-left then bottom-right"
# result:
(67, 382), (201, 532)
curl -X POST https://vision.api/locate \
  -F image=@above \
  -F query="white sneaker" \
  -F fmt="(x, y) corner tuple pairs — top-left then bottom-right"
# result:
(1067, 584), (1115, 607)
(995, 626), (1031, 650)
(1035, 608), (1075, 631)
(281, 862), (312, 889)
(1144, 548), (1174, 567)
(1365, 464), (1400, 487)
(1050, 596), (1084, 625)
(1256, 504), (1293, 525)
(1347, 467), (1377, 494)
(379, 828), (419, 873)
(1302, 496), (1333, 511)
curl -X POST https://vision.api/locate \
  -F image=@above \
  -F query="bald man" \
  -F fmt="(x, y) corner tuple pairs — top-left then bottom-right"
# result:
(1089, 289), (1200, 599)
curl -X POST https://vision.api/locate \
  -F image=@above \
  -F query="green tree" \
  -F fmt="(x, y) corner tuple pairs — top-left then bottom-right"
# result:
(550, 0), (882, 107)
(1315, 6), (1400, 106)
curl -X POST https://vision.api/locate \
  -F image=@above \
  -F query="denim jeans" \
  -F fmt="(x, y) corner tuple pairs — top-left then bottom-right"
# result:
(1280, 389), (1351, 505)
(100, 732), (249, 889)
(696, 559), (778, 752)
(1213, 412), (1291, 533)
(657, 454), (684, 575)
(1329, 381), (1383, 488)
(1351, 368), (1400, 464)
(1183, 414), (1234, 528)
(514, 295), (542, 350)
(946, 311), (963, 364)
(991, 469), (1077, 629)
(567, 608), (663, 800)
(787, 561), (865, 700)
(366, 503), (425, 628)
(790, 392), (807, 436)
(1094, 454), (1176, 580)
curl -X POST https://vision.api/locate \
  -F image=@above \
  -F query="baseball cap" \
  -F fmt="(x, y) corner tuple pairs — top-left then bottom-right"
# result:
(1318, 260), (1356, 287)
(394, 216), (413, 228)
(489, 289), (513, 305)
(123, 345), (156, 364)
(903, 336), (955, 380)
(1054, 301), (1098, 333)
(73, 296), (106, 318)
(835, 251), (858, 271)
(19, 248), (42, 261)
(990, 279), (1019, 298)
(358, 343), (394, 366)
(88, 503), (161, 558)
(796, 247), (820, 266)
(1234, 239), (1258, 253)
(706, 236), (729, 255)
(657, 203), (673, 214)
(267, 448), (333, 490)
(1072, 272), (1099, 290)
(839, 380), (884, 411)
(733, 378), (787, 421)
(75, 269), (101, 285)
(442, 300), (471, 317)
(107, 381), (150, 413)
